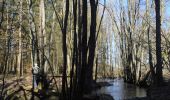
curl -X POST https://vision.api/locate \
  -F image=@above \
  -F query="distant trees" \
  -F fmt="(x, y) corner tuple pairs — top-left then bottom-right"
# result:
(110, 0), (142, 84)
(109, 0), (168, 86)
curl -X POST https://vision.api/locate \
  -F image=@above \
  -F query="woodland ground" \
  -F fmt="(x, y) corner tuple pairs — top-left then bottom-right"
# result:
(1, 69), (170, 100)
(0, 73), (116, 100)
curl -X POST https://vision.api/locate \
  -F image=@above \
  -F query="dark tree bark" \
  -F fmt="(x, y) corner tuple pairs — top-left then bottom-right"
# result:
(62, 0), (69, 99)
(154, 0), (163, 86)
(70, 0), (77, 99)
(79, 0), (88, 96)
(75, 0), (82, 99)
(86, 0), (98, 92)
(62, 0), (69, 100)
(77, 0), (82, 87)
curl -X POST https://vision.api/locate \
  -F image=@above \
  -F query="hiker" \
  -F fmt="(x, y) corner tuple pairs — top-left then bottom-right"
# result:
(32, 63), (40, 88)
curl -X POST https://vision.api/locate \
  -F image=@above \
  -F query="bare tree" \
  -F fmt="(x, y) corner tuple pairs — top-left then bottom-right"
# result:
(154, 0), (163, 86)
(17, 0), (23, 76)
(62, 0), (69, 99)
(39, 0), (47, 73)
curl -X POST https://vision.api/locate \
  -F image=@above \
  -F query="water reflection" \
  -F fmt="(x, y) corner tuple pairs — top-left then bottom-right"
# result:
(96, 78), (146, 100)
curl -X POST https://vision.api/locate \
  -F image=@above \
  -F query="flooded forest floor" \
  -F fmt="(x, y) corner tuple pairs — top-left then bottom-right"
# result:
(86, 78), (170, 100)
(1, 74), (170, 100)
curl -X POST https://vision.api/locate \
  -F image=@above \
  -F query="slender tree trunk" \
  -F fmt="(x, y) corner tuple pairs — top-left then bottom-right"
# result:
(39, 0), (46, 72)
(86, 0), (98, 92)
(76, 0), (82, 98)
(77, 0), (82, 87)
(18, 0), (23, 76)
(154, 0), (163, 86)
(70, 0), (77, 99)
(62, 0), (69, 99)
(28, 0), (37, 99)
(79, 0), (87, 95)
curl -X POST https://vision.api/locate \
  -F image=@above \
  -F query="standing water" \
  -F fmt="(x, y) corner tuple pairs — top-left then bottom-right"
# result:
(95, 78), (146, 100)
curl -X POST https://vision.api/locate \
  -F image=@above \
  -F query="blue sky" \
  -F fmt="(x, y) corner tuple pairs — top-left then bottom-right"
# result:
(165, 3), (170, 18)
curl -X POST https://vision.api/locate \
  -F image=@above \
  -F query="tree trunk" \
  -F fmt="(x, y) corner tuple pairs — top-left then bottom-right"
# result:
(154, 0), (163, 86)
(70, 0), (77, 99)
(79, 0), (88, 95)
(39, 0), (46, 72)
(86, 0), (98, 92)
(62, 0), (69, 99)
(17, 0), (23, 76)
